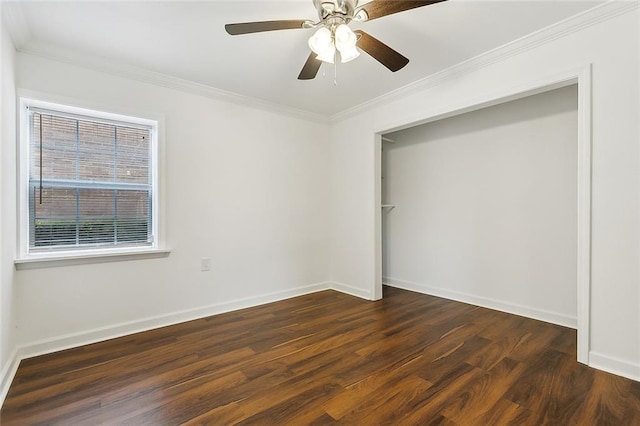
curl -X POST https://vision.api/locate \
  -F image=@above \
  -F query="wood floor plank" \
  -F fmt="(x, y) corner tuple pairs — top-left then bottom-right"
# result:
(324, 354), (430, 420)
(439, 357), (527, 424)
(395, 363), (485, 424)
(2, 286), (639, 425)
(569, 370), (638, 425)
(480, 398), (533, 425)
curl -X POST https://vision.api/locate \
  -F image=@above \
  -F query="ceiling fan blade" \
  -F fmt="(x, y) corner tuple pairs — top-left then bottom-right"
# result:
(355, 30), (409, 72)
(298, 52), (323, 80)
(356, 0), (446, 21)
(225, 20), (307, 35)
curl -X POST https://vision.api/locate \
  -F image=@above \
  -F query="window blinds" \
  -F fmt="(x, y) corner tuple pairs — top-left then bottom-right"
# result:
(28, 108), (153, 251)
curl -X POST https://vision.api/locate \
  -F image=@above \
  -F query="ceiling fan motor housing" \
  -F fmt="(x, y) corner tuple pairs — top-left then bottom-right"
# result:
(313, 0), (358, 20)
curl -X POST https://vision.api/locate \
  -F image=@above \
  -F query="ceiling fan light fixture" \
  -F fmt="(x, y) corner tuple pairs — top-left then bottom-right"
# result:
(338, 43), (360, 63)
(308, 27), (332, 55)
(316, 43), (336, 63)
(334, 24), (356, 49)
(334, 24), (359, 63)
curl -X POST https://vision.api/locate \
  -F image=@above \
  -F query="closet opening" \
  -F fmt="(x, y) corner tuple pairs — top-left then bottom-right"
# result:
(373, 69), (591, 364)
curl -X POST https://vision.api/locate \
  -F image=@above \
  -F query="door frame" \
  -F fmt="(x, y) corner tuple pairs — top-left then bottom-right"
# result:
(373, 65), (592, 364)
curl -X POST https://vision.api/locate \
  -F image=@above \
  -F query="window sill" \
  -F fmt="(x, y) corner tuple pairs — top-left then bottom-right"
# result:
(14, 248), (172, 270)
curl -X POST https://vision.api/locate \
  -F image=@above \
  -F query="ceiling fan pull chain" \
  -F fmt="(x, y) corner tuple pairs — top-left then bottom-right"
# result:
(334, 51), (338, 86)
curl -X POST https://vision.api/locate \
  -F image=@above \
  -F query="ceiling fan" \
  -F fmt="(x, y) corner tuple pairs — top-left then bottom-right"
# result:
(225, 0), (446, 80)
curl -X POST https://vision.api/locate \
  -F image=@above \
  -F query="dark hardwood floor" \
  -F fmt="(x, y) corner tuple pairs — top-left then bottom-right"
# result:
(2, 286), (640, 425)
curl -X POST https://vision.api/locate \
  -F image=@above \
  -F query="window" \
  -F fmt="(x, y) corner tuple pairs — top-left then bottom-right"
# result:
(19, 98), (159, 259)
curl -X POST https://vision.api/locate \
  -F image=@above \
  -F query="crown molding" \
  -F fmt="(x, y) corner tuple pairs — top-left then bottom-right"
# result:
(6, 1), (637, 125)
(330, 0), (639, 123)
(16, 42), (329, 124)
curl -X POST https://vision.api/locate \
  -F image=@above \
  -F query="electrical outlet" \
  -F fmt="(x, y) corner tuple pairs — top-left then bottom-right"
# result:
(201, 257), (211, 272)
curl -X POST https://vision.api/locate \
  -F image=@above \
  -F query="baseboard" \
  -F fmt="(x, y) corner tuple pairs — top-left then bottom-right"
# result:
(18, 281), (334, 361)
(2, 280), (636, 408)
(383, 276), (577, 329)
(0, 347), (20, 407)
(0, 280), (375, 408)
(589, 351), (640, 382)
(328, 281), (373, 300)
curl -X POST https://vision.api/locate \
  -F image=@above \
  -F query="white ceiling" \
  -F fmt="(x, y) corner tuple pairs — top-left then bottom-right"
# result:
(4, 0), (603, 116)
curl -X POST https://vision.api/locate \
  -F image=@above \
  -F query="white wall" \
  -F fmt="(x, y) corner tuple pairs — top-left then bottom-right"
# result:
(382, 86), (577, 327)
(0, 19), (18, 396)
(11, 53), (331, 352)
(329, 7), (639, 379)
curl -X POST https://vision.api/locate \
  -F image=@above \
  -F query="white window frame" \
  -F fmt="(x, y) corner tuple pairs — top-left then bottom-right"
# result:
(15, 96), (169, 269)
